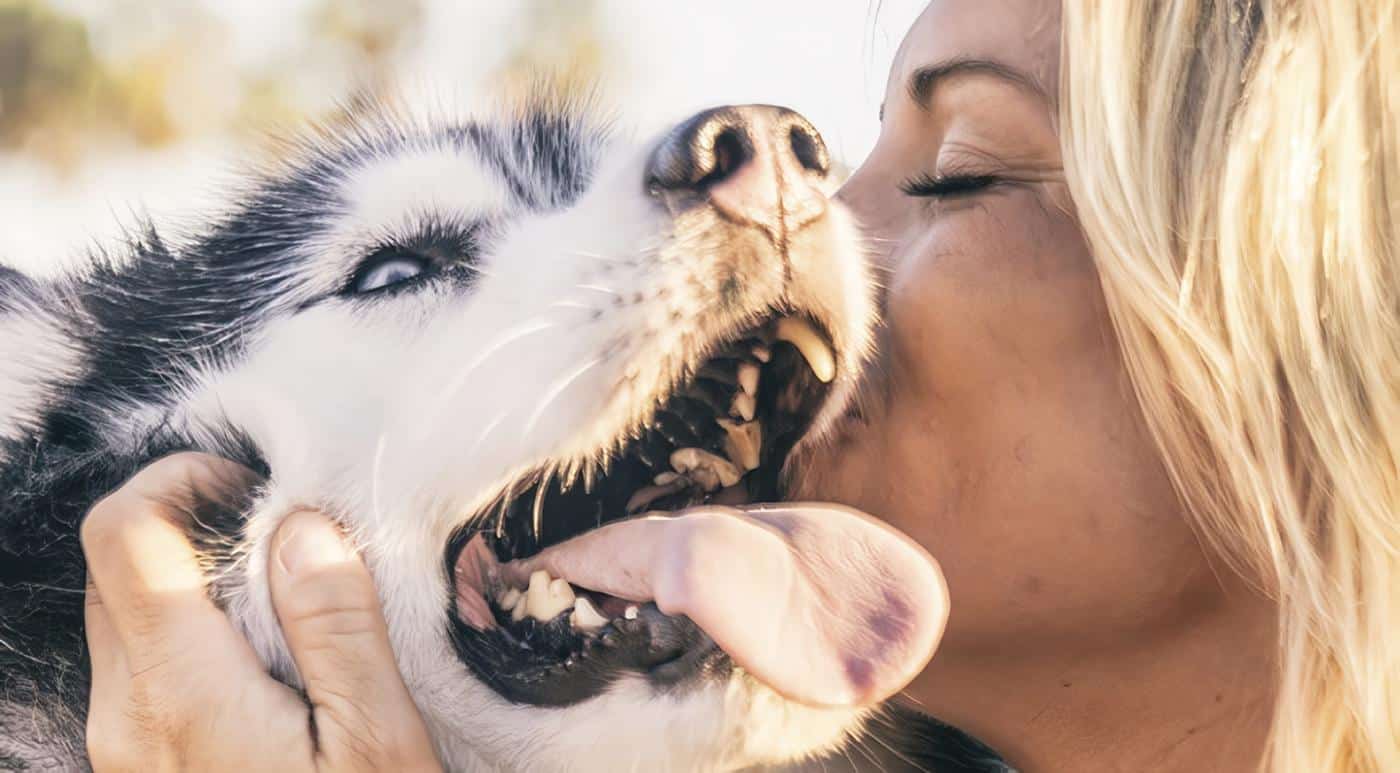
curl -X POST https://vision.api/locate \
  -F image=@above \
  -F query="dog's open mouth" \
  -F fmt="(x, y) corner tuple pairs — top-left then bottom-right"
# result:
(444, 310), (836, 706)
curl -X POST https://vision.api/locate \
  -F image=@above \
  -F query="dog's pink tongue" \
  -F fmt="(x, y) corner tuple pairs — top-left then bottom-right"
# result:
(504, 504), (946, 708)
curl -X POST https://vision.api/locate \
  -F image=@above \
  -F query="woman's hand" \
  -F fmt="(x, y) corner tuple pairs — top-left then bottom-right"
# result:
(81, 453), (442, 772)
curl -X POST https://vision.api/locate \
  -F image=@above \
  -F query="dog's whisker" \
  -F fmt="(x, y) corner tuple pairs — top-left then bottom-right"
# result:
(423, 318), (559, 427)
(520, 356), (603, 441)
(567, 249), (629, 264)
(370, 431), (391, 528)
(550, 300), (599, 311)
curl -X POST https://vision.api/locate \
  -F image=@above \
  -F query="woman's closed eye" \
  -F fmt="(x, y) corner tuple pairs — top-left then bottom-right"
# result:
(898, 172), (1003, 199)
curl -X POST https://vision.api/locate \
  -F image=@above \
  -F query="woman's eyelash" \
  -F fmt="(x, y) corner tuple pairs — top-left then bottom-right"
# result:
(899, 173), (1001, 198)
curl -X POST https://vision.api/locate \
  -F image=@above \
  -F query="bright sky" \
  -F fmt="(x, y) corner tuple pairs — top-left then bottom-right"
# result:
(3, 1), (925, 274)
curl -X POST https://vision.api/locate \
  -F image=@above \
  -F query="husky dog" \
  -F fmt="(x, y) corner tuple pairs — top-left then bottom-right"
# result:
(0, 97), (1005, 772)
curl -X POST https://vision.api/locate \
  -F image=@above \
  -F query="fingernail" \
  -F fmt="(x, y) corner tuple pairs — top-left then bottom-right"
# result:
(276, 511), (352, 576)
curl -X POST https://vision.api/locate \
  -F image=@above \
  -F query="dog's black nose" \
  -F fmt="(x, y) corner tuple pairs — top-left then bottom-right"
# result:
(647, 105), (830, 231)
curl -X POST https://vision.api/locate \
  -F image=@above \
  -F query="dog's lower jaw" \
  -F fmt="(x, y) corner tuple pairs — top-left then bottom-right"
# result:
(221, 494), (864, 773)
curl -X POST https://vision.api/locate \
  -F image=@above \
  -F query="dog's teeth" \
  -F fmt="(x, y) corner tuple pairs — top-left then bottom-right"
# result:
(523, 571), (551, 619)
(751, 344), (772, 363)
(511, 599), (529, 621)
(570, 597), (608, 632)
(497, 587), (523, 611)
(523, 570), (576, 622)
(623, 605), (639, 620)
(654, 471), (681, 485)
(775, 317), (836, 383)
(730, 391), (756, 421)
(737, 362), (760, 396)
(670, 447), (743, 489)
(717, 418), (763, 471)
(550, 578), (576, 605)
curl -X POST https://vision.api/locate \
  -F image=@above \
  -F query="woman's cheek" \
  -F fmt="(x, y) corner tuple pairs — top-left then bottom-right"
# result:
(899, 190), (1104, 389)
(882, 203), (1032, 399)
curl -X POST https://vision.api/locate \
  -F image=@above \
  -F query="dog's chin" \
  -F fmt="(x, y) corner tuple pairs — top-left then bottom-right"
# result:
(443, 310), (835, 707)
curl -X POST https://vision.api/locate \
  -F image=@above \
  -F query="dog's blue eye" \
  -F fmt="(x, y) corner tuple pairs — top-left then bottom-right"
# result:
(352, 252), (430, 293)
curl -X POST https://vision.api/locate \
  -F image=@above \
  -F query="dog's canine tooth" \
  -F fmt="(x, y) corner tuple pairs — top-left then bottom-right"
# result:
(751, 344), (772, 363)
(521, 570), (559, 621)
(623, 605), (639, 620)
(775, 317), (836, 383)
(654, 471), (681, 485)
(737, 362), (760, 396)
(570, 597), (608, 632)
(523, 570), (550, 618)
(717, 418), (762, 471)
(730, 391), (756, 421)
(522, 572), (576, 622)
(670, 447), (743, 488)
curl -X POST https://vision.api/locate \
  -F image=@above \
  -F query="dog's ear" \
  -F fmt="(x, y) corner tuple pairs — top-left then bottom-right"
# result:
(0, 263), (36, 308)
(0, 263), (81, 443)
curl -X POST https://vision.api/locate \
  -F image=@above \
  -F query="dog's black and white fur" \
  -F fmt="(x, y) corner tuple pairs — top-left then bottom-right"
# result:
(0, 96), (1009, 772)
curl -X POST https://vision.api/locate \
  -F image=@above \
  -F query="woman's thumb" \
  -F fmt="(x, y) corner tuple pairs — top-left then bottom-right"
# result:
(270, 510), (439, 772)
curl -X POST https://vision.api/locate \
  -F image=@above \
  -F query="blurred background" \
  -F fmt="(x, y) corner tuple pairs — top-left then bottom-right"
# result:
(0, 0), (922, 276)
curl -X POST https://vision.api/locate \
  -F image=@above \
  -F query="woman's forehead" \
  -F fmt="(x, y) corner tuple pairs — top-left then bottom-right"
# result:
(888, 0), (1061, 106)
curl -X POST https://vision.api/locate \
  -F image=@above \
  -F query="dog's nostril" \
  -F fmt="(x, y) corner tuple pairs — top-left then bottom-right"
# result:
(702, 127), (751, 187)
(788, 123), (828, 176)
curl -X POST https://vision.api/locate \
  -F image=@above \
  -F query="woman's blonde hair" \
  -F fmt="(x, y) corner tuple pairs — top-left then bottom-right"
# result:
(1059, 1), (1398, 770)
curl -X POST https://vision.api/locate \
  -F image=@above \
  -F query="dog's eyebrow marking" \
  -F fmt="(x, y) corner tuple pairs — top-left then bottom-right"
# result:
(459, 115), (600, 212)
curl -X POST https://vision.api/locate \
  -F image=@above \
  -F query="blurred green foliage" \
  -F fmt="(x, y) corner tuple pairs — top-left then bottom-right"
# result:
(0, 0), (425, 173)
(0, 0), (174, 167)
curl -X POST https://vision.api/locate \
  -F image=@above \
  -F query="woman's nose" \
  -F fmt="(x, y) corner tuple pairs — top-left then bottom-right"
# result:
(647, 105), (830, 232)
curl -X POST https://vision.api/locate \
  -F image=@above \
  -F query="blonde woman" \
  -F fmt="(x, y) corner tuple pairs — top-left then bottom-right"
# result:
(83, 1), (1398, 771)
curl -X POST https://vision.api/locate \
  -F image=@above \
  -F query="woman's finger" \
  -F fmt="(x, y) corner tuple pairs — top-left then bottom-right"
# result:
(269, 510), (441, 772)
(83, 573), (124, 686)
(83, 574), (138, 772)
(80, 453), (260, 671)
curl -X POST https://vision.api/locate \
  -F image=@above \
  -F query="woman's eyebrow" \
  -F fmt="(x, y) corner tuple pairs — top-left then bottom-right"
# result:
(907, 56), (1048, 108)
